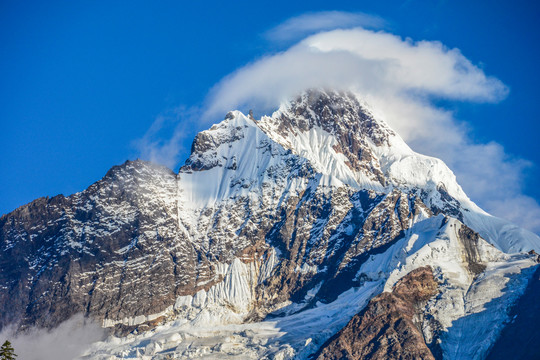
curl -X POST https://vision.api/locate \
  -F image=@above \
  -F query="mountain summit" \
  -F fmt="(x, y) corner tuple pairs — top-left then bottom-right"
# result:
(1, 89), (539, 359)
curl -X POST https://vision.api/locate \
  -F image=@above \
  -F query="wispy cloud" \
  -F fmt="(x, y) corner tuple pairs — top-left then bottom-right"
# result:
(265, 11), (385, 44)
(201, 23), (539, 233)
(0, 315), (105, 360)
(134, 106), (198, 170)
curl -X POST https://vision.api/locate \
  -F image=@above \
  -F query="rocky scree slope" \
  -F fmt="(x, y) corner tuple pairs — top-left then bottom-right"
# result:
(0, 89), (539, 359)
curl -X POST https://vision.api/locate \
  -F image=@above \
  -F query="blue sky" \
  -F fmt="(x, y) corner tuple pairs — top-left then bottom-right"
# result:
(1, 1), (539, 231)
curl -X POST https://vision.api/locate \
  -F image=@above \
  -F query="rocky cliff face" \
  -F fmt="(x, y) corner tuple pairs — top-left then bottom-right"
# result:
(314, 266), (438, 360)
(1, 89), (539, 359)
(0, 161), (199, 332)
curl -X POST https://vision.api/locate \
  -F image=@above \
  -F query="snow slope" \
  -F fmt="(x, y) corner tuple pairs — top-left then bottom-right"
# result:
(80, 216), (537, 359)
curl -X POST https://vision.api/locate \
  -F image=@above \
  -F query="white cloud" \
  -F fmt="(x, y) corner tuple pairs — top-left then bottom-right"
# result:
(201, 25), (540, 233)
(265, 11), (385, 44)
(205, 28), (507, 120)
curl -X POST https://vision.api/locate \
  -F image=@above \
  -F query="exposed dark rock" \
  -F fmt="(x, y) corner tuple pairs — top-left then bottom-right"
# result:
(313, 267), (438, 360)
(267, 89), (393, 186)
(0, 153), (435, 335)
(456, 223), (487, 275)
(0, 160), (202, 332)
(528, 250), (540, 263)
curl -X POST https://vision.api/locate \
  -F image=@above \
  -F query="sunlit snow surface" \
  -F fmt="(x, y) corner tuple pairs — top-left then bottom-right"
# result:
(80, 217), (536, 359)
(82, 281), (382, 359)
(180, 108), (540, 254)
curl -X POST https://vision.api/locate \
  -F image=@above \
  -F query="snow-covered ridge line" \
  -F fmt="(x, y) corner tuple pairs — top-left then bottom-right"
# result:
(251, 90), (539, 253)
(175, 89), (540, 254)
(357, 215), (537, 359)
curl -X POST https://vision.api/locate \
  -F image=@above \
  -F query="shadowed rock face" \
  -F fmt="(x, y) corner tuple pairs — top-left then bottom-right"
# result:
(314, 267), (438, 360)
(0, 162), (429, 335)
(486, 265), (540, 360)
(456, 224), (487, 275)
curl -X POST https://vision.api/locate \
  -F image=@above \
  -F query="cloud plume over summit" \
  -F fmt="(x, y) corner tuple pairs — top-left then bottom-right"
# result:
(205, 27), (507, 118)
(200, 18), (539, 233)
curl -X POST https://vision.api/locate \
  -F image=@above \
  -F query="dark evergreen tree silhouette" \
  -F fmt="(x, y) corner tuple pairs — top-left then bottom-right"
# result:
(0, 340), (16, 360)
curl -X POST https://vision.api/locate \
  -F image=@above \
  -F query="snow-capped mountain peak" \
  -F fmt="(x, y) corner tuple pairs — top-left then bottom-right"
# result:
(1, 89), (539, 360)
(179, 88), (540, 254)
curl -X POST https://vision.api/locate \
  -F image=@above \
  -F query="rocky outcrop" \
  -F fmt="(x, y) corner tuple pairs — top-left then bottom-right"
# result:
(0, 157), (430, 336)
(263, 89), (393, 185)
(456, 223), (487, 275)
(0, 160), (205, 332)
(314, 267), (438, 360)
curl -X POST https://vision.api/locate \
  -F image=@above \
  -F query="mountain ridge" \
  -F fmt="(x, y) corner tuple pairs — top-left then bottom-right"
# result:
(1, 88), (539, 359)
